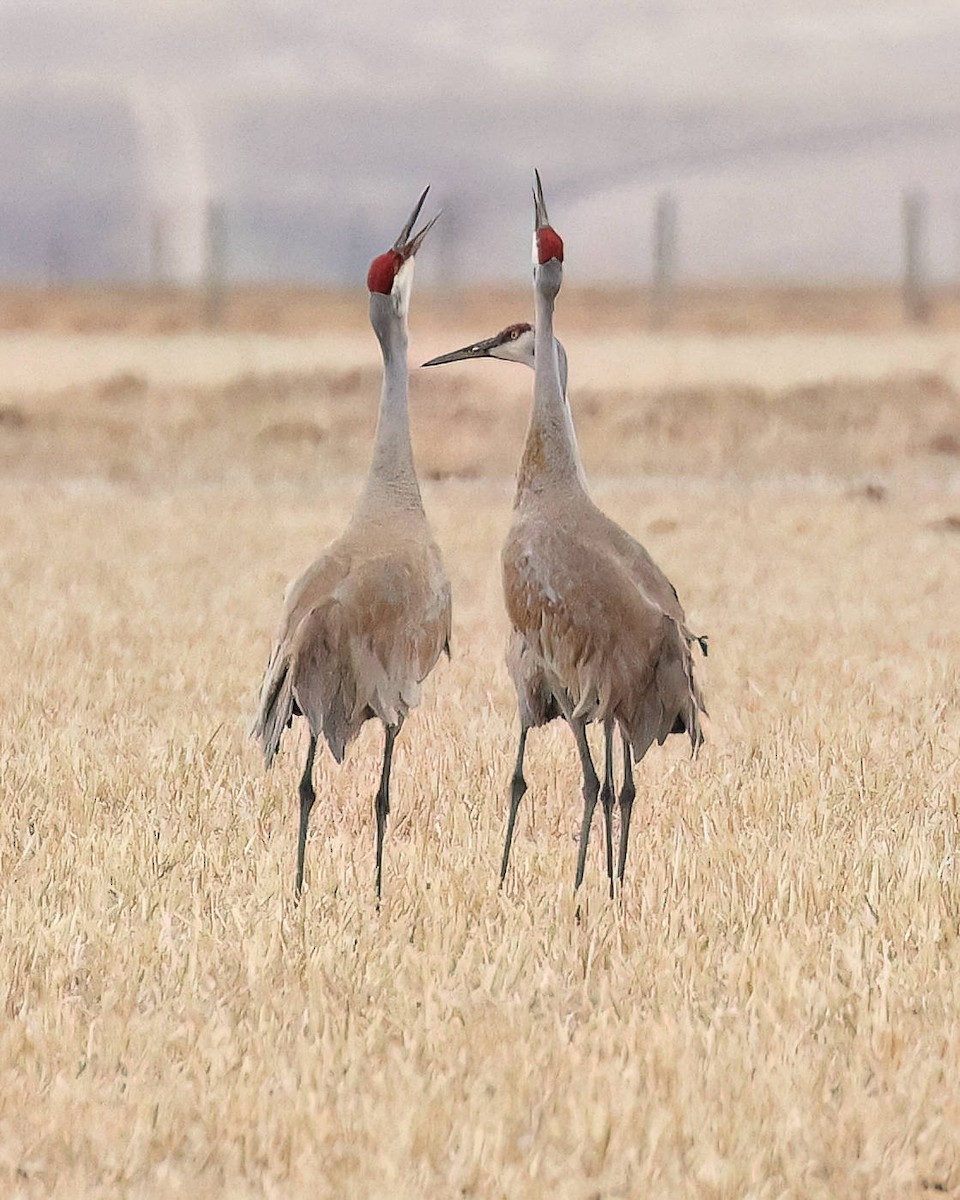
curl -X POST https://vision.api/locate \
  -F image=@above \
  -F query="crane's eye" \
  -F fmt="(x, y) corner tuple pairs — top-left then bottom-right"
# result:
(510, 328), (520, 339)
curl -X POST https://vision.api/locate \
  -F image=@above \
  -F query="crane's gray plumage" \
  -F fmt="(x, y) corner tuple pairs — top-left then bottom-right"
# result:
(429, 172), (705, 895)
(253, 189), (451, 901)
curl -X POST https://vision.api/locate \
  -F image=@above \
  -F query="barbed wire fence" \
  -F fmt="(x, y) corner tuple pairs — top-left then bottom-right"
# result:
(7, 110), (958, 328)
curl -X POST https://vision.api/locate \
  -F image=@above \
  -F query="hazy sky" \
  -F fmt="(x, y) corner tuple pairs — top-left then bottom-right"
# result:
(1, 1), (958, 282)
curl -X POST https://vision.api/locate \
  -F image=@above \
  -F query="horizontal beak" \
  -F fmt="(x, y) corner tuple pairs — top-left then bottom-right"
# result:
(421, 335), (500, 368)
(533, 168), (550, 229)
(394, 186), (442, 260)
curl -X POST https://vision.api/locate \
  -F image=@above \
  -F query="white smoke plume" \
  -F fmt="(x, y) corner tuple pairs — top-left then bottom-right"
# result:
(129, 84), (210, 284)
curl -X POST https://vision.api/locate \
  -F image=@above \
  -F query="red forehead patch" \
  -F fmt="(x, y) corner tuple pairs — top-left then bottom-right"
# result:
(500, 322), (532, 340)
(536, 226), (564, 265)
(367, 250), (402, 294)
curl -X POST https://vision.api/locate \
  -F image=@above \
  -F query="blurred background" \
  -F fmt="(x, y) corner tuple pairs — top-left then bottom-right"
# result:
(2, 0), (959, 308)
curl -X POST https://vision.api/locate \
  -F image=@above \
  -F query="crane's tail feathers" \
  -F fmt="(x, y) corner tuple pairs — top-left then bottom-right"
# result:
(292, 604), (359, 765)
(251, 649), (295, 769)
(292, 601), (424, 765)
(253, 592), (448, 772)
(625, 618), (706, 762)
(677, 622), (706, 756)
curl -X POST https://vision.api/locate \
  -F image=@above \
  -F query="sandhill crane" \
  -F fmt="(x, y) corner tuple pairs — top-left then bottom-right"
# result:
(424, 323), (601, 881)
(252, 188), (451, 901)
(428, 174), (705, 895)
(425, 324), (616, 884)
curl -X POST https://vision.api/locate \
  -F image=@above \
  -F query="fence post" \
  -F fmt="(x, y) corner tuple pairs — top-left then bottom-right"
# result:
(651, 191), (678, 329)
(150, 209), (168, 289)
(47, 227), (68, 287)
(902, 189), (930, 323)
(204, 200), (227, 328)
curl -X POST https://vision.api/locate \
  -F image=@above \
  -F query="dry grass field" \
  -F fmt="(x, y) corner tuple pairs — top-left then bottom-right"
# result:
(1, 286), (959, 1197)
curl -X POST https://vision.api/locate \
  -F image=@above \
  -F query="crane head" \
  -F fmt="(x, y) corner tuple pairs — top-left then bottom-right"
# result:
(367, 186), (441, 317)
(422, 322), (535, 369)
(532, 169), (564, 266)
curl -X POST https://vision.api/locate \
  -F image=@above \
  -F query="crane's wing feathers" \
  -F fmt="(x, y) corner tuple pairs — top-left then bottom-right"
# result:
(502, 515), (704, 757)
(506, 630), (563, 729)
(590, 504), (707, 653)
(252, 527), (450, 766)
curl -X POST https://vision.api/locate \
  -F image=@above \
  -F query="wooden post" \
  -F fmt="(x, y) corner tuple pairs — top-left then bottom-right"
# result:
(204, 200), (226, 328)
(902, 189), (930, 323)
(150, 209), (168, 289)
(651, 191), (678, 329)
(46, 228), (68, 287)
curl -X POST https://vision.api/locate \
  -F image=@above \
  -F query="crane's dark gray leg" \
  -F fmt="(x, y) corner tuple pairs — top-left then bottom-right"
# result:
(600, 720), (615, 899)
(374, 722), (399, 904)
(295, 732), (318, 898)
(500, 724), (530, 885)
(571, 717), (601, 891)
(616, 731), (636, 888)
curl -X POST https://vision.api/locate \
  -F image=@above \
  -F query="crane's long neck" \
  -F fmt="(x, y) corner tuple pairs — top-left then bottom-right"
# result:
(356, 298), (424, 519)
(515, 277), (585, 503)
(553, 339), (589, 491)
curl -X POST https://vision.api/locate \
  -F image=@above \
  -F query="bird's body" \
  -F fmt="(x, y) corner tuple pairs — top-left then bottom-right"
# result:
(254, 509), (450, 768)
(426, 175), (704, 893)
(423, 322), (705, 696)
(252, 190), (450, 899)
(503, 481), (703, 757)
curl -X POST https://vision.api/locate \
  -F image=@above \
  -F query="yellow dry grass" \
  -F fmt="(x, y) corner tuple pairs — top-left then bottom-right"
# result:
(1, 290), (960, 1197)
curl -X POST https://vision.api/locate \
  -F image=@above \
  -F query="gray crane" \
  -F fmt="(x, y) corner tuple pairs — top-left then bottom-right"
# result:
(425, 174), (705, 895)
(424, 325), (623, 888)
(253, 190), (451, 901)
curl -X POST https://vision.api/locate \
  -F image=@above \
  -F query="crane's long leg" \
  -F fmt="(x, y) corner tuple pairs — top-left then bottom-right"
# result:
(572, 717), (601, 891)
(600, 720), (615, 899)
(295, 732), (318, 899)
(616, 730), (636, 888)
(500, 724), (530, 886)
(374, 722), (399, 904)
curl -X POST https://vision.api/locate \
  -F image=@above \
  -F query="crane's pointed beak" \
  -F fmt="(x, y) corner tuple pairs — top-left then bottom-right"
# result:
(533, 169), (550, 230)
(394, 187), (429, 248)
(422, 335), (500, 368)
(393, 186), (441, 261)
(405, 209), (442, 259)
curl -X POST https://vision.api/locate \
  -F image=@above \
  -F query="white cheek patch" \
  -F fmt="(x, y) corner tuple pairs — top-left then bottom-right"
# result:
(531, 233), (538, 269)
(393, 257), (415, 317)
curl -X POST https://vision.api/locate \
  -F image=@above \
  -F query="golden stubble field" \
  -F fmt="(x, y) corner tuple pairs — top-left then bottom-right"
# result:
(1, 286), (960, 1198)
